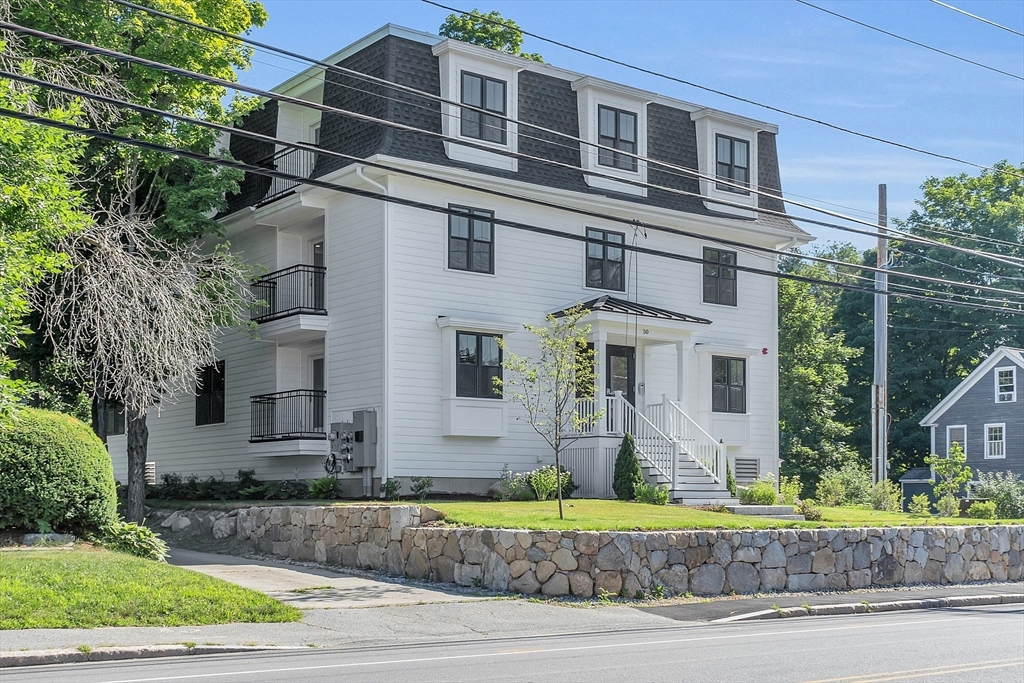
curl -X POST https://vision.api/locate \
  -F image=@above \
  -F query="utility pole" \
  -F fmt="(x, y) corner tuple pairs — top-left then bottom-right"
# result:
(872, 184), (889, 484)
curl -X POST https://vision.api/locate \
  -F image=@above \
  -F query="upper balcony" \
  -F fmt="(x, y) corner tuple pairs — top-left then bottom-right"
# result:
(258, 147), (319, 206)
(250, 264), (327, 343)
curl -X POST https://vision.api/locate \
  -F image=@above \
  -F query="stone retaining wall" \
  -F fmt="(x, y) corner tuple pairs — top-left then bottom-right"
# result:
(152, 506), (1023, 597)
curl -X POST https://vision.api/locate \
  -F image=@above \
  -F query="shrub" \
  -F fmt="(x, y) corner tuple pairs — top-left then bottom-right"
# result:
(496, 465), (531, 501)
(725, 460), (737, 498)
(381, 479), (402, 501)
(101, 520), (169, 561)
(817, 463), (871, 507)
(967, 500), (997, 520)
(972, 471), (1024, 519)
(0, 408), (117, 535)
(935, 494), (959, 518)
(797, 498), (823, 521)
(908, 493), (932, 516)
(309, 477), (338, 500)
(870, 480), (902, 512)
(613, 433), (644, 501)
(410, 476), (434, 502)
(635, 482), (670, 505)
(778, 476), (801, 505)
(739, 475), (777, 506)
(528, 465), (560, 501)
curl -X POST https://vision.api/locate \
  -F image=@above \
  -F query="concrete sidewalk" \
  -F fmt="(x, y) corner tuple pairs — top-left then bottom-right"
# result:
(166, 547), (490, 609)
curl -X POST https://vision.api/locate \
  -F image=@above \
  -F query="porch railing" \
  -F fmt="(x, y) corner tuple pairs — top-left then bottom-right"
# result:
(259, 146), (318, 204)
(250, 264), (326, 323)
(653, 395), (725, 484)
(250, 389), (327, 442)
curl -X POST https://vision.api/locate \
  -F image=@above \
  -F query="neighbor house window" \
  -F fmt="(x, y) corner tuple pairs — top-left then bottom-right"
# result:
(712, 356), (746, 413)
(586, 228), (625, 291)
(105, 400), (125, 436)
(703, 247), (737, 306)
(449, 206), (494, 274)
(996, 367), (1016, 402)
(196, 360), (225, 426)
(598, 105), (637, 171)
(461, 72), (506, 144)
(456, 332), (502, 399)
(716, 134), (749, 191)
(985, 424), (1006, 459)
(947, 425), (966, 457)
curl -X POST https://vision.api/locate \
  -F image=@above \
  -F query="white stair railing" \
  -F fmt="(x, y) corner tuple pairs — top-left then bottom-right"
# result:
(608, 392), (676, 483)
(663, 400), (724, 484)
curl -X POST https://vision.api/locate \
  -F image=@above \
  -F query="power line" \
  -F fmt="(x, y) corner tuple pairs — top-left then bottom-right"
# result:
(928, 0), (1024, 38)
(2, 105), (1019, 317)
(12, 17), (1024, 278)
(421, 0), (1024, 177)
(62, 4), (1024, 260)
(903, 251), (1024, 283)
(9, 68), (1023, 307)
(795, 0), (1024, 81)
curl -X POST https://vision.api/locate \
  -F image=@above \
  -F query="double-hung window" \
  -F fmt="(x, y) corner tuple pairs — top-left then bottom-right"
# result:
(985, 424), (1006, 459)
(586, 229), (625, 291)
(703, 247), (737, 306)
(461, 72), (506, 144)
(712, 356), (746, 413)
(716, 134), (750, 192)
(456, 332), (502, 399)
(598, 106), (638, 171)
(449, 206), (494, 274)
(196, 360), (225, 426)
(996, 367), (1016, 402)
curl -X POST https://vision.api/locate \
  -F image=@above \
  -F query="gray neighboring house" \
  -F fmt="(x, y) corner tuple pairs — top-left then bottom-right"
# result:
(918, 346), (1024, 478)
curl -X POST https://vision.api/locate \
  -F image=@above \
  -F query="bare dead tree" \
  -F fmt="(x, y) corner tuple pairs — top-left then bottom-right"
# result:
(37, 211), (252, 521)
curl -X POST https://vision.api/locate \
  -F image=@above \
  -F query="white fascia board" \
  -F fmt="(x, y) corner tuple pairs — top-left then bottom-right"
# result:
(693, 342), (764, 357)
(690, 108), (779, 135)
(373, 154), (809, 246)
(919, 347), (1024, 426)
(436, 316), (520, 333)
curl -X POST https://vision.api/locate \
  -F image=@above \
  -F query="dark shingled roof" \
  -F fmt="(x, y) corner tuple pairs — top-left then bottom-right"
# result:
(899, 467), (934, 482)
(558, 295), (712, 325)
(225, 34), (804, 237)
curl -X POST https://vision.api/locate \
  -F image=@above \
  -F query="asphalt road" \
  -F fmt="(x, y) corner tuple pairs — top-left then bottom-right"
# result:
(6, 605), (1023, 683)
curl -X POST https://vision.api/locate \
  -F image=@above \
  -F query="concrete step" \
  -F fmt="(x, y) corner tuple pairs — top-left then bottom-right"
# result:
(671, 497), (740, 506)
(725, 505), (796, 516)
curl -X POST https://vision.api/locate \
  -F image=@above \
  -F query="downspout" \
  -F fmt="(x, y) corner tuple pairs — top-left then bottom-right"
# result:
(356, 166), (388, 499)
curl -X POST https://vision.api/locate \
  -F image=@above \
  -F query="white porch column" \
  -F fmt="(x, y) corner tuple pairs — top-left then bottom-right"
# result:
(595, 332), (608, 436)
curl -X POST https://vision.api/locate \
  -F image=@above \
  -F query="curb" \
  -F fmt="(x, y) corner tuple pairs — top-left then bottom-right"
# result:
(714, 593), (1024, 623)
(0, 644), (306, 669)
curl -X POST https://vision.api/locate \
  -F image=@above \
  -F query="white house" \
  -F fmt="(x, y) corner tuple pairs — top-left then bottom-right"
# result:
(107, 25), (813, 503)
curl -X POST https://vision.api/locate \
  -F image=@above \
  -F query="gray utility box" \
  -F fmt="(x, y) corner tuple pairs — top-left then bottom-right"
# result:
(329, 410), (377, 473)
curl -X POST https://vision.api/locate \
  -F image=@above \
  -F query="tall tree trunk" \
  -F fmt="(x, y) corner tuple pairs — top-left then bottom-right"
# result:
(125, 409), (148, 523)
(93, 394), (108, 444)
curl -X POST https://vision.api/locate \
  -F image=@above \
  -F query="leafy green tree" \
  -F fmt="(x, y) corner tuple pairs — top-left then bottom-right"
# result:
(498, 305), (601, 519)
(439, 9), (543, 61)
(0, 76), (91, 416)
(612, 433), (643, 501)
(778, 247), (862, 491)
(925, 442), (972, 517)
(835, 163), (1024, 475)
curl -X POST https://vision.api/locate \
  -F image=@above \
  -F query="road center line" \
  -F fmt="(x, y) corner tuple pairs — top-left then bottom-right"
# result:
(94, 616), (981, 683)
(803, 658), (1024, 683)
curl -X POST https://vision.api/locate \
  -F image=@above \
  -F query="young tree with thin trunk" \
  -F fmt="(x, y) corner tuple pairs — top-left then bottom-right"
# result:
(498, 305), (601, 519)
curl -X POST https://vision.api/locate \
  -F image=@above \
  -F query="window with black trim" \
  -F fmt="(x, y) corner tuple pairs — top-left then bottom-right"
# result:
(716, 134), (749, 191)
(105, 400), (125, 436)
(456, 332), (502, 399)
(461, 72), (506, 144)
(598, 105), (637, 171)
(586, 229), (625, 291)
(449, 206), (494, 274)
(703, 247), (737, 306)
(712, 356), (745, 413)
(196, 360), (225, 426)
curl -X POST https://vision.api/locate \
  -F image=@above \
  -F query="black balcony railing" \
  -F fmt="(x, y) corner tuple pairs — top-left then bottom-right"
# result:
(250, 389), (327, 442)
(258, 146), (319, 204)
(250, 264), (326, 323)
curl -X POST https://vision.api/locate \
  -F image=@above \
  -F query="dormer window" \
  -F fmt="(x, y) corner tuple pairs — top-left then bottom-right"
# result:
(716, 134), (749, 192)
(461, 72), (507, 145)
(598, 105), (637, 171)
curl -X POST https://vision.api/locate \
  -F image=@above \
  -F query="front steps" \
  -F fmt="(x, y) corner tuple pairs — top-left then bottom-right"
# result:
(725, 505), (806, 521)
(639, 454), (736, 506)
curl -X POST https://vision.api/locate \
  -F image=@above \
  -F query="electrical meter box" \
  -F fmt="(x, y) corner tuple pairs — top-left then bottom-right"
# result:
(330, 410), (377, 472)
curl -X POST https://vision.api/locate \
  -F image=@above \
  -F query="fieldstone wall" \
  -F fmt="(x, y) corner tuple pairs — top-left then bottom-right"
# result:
(153, 506), (1023, 597)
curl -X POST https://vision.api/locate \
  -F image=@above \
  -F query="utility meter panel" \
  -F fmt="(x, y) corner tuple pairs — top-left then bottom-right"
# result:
(330, 410), (377, 472)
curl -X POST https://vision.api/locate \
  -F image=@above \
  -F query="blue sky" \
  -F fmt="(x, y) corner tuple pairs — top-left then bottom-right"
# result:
(242, 0), (1024, 251)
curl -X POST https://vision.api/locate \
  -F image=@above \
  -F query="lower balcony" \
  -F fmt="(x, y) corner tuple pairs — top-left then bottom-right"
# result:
(248, 389), (328, 457)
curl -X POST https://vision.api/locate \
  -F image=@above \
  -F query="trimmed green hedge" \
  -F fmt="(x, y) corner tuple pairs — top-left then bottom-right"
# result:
(0, 408), (117, 534)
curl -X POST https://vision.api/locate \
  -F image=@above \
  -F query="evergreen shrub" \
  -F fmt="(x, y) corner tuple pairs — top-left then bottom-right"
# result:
(612, 433), (643, 501)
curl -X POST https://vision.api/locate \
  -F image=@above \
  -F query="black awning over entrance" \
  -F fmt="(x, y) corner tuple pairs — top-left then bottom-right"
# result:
(556, 295), (712, 325)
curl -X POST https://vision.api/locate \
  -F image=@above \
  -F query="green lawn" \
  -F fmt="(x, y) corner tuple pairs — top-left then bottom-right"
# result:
(0, 548), (301, 629)
(430, 499), (1023, 531)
